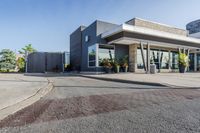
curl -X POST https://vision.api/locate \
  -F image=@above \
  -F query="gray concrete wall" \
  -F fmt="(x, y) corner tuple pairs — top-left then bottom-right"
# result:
(126, 18), (187, 36)
(81, 21), (98, 71)
(27, 52), (64, 73)
(96, 20), (118, 43)
(70, 26), (86, 70)
(27, 52), (46, 73)
(46, 53), (63, 72)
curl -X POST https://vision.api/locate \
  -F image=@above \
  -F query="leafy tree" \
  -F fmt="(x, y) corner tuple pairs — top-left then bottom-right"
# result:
(0, 49), (16, 72)
(19, 44), (36, 55)
(16, 57), (25, 72)
(18, 44), (36, 72)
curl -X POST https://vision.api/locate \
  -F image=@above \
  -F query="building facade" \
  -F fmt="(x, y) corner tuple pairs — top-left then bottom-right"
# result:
(70, 18), (200, 73)
(187, 19), (200, 38)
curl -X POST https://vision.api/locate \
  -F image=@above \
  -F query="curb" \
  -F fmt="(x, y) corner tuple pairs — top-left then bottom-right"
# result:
(0, 79), (53, 121)
(81, 75), (200, 89)
(80, 75), (166, 87)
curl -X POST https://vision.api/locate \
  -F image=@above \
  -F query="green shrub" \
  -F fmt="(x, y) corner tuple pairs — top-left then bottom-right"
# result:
(16, 57), (25, 72)
(178, 52), (189, 67)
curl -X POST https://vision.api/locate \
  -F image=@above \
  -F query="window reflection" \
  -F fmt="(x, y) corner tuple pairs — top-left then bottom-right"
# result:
(99, 45), (114, 66)
(137, 49), (146, 69)
(170, 52), (178, 69)
(137, 48), (177, 70)
(197, 54), (200, 71)
(88, 44), (96, 67)
(150, 50), (160, 69)
(160, 51), (169, 69)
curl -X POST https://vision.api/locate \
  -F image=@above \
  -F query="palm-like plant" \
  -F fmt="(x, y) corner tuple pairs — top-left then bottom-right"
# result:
(178, 52), (189, 67)
(178, 52), (189, 73)
(19, 44), (37, 55)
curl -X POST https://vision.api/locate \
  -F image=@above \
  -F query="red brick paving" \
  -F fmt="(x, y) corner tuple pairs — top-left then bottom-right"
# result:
(1, 89), (200, 128)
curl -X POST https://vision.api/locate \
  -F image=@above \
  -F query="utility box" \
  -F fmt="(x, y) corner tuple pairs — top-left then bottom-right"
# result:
(150, 64), (156, 74)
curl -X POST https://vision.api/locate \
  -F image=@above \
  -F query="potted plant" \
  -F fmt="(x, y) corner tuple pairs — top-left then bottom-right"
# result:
(114, 58), (120, 73)
(101, 58), (113, 73)
(122, 55), (129, 72)
(178, 52), (189, 73)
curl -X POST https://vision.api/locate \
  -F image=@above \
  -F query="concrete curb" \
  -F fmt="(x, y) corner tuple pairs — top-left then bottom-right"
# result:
(0, 79), (53, 121)
(81, 75), (200, 89)
(80, 75), (166, 87)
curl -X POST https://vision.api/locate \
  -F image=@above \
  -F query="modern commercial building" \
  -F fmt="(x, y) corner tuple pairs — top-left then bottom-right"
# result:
(187, 19), (200, 71)
(70, 18), (200, 73)
(187, 19), (200, 38)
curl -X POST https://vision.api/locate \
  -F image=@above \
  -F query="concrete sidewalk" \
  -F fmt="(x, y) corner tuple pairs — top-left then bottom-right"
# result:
(83, 73), (200, 88)
(0, 74), (53, 120)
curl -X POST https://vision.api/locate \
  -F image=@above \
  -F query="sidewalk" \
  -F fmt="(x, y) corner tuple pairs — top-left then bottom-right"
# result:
(82, 73), (200, 88)
(0, 74), (53, 120)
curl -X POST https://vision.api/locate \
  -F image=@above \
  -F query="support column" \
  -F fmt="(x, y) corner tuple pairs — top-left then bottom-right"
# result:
(194, 53), (197, 72)
(129, 44), (137, 72)
(146, 43), (150, 73)
(187, 49), (190, 72)
(168, 50), (171, 71)
(140, 42), (146, 71)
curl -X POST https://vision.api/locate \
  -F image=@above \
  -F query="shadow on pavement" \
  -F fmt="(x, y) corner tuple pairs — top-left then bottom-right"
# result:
(54, 85), (169, 89)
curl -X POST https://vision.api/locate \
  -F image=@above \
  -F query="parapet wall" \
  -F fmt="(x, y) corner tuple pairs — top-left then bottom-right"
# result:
(126, 18), (187, 36)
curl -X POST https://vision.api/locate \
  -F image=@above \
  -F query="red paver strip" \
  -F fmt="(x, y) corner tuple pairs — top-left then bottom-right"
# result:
(1, 89), (200, 128)
(0, 94), (127, 128)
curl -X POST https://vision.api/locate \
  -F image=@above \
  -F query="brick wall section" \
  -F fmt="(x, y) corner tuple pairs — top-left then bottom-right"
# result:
(129, 44), (137, 72)
(126, 18), (187, 36)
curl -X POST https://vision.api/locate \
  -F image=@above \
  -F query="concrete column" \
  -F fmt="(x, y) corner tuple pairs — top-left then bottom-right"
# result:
(140, 42), (146, 71)
(146, 43), (150, 73)
(194, 53), (197, 72)
(129, 44), (137, 72)
(187, 49), (190, 72)
(168, 50), (171, 71)
(158, 50), (161, 73)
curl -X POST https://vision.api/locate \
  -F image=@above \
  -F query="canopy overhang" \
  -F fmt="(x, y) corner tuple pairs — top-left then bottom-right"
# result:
(101, 24), (200, 50)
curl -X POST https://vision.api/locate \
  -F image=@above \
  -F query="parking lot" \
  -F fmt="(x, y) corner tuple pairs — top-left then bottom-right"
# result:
(0, 75), (200, 133)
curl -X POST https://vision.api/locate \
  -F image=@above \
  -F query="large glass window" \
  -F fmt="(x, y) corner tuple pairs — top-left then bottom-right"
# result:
(88, 44), (96, 67)
(197, 54), (200, 71)
(189, 53), (194, 71)
(99, 45), (115, 66)
(160, 51), (169, 69)
(150, 49), (160, 69)
(137, 48), (170, 70)
(137, 48), (146, 69)
(170, 52), (178, 69)
(150, 50), (169, 69)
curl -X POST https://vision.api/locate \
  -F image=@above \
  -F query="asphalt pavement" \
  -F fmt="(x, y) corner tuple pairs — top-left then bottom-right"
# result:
(0, 76), (200, 133)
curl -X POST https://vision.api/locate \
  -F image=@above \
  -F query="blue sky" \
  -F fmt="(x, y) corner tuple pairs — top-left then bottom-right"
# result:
(0, 0), (199, 52)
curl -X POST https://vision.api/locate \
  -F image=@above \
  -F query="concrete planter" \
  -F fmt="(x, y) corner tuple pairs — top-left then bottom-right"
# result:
(123, 66), (128, 72)
(104, 67), (112, 73)
(179, 65), (186, 73)
(114, 66), (120, 73)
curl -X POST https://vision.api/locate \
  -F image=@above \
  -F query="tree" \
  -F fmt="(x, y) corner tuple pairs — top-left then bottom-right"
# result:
(0, 49), (16, 72)
(16, 57), (25, 72)
(18, 44), (36, 73)
(19, 44), (36, 55)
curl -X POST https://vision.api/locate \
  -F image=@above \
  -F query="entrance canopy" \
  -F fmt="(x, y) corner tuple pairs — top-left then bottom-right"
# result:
(101, 24), (200, 50)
